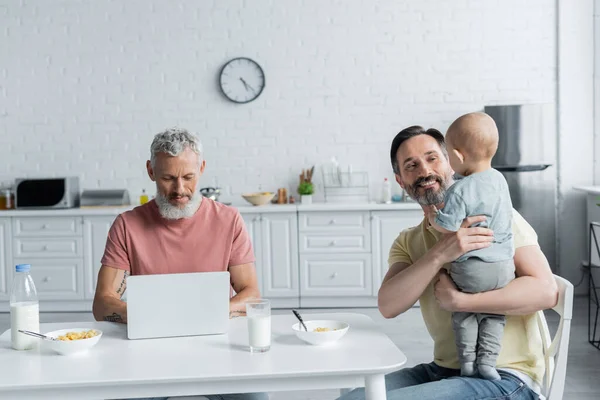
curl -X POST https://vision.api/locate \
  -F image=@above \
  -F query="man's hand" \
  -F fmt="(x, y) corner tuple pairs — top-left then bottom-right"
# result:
(434, 270), (463, 312)
(431, 215), (493, 265)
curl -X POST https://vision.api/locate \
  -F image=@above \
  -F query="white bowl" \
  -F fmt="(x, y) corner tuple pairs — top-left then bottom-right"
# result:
(292, 320), (349, 345)
(241, 192), (275, 206)
(43, 328), (103, 356)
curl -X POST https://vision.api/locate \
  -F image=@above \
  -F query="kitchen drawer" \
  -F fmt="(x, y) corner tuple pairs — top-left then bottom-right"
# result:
(14, 237), (83, 258)
(12, 259), (83, 300)
(299, 212), (369, 232)
(300, 254), (372, 297)
(299, 232), (371, 253)
(13, 217), (82, 237)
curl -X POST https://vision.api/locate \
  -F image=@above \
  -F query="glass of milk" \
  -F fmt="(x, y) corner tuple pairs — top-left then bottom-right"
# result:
(246, 299), (271, 353)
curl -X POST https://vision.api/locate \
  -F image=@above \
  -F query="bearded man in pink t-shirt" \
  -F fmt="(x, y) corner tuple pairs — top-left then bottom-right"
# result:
(92, 128), (261, 323)
(92, 129), (267, 400)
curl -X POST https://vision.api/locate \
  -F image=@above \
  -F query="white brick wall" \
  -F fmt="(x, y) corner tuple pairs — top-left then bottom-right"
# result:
(0, 0), (556, 202)
(559, 0), (594, 294)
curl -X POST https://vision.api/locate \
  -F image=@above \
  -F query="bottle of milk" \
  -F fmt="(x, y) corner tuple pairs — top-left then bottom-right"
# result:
(10, 264), (40, 350)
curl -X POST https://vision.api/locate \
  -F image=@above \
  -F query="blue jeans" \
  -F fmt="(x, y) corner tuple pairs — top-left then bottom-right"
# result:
(337, 362), (539, 400)
(129, 393), (268, 400)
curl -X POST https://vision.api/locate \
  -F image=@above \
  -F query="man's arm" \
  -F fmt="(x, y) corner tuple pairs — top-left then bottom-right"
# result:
(92, 265), (128, 323)
(438, 245), (558, 315)
(228, 263), (261, 318)
(378, 215), (494, 319)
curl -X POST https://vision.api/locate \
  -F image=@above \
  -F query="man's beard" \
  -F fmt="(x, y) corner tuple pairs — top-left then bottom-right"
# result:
(404, 173), (452, 206)
(155, 190), (202, 220)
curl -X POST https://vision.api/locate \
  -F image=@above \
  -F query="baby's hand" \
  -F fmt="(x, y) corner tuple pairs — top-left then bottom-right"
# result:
(424, 205), (453, 234)
(423, 205), (438, 224)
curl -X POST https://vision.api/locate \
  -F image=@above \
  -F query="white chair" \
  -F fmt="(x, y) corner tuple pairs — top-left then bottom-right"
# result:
(535, 274), (573, 400)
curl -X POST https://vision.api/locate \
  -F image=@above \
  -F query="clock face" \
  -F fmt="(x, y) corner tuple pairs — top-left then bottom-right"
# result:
(219, 58), (265, 104)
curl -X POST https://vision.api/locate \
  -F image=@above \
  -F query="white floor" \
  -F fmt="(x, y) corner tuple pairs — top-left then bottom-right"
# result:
(1, 297), (599, 400)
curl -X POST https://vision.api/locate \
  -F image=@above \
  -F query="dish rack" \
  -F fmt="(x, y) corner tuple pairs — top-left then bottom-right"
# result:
(321, 170), (369, 203)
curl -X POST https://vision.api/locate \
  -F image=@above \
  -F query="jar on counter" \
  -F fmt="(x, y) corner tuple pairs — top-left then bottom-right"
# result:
(0, 189), (14, 210)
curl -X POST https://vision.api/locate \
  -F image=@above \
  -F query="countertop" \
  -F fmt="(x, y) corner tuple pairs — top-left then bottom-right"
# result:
(0, 201), (422, 217)
(574, 186), (600, 195)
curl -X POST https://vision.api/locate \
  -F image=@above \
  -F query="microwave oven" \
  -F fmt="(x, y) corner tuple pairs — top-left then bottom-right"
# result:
(15, 177), (80, 209)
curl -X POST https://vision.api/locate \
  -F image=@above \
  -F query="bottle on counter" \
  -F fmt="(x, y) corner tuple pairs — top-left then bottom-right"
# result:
(0, 187), (14, 210)
(10, 264), (40, 350)
(381, 178), (392, 204)
(140, 189), (149, 205)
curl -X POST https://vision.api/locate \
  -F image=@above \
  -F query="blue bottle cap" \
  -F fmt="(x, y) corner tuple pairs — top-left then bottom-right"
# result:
(15, 264), (31, 272)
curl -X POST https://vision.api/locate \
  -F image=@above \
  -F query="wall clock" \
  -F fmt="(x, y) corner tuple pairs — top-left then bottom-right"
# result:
(219, 57), (265, 104)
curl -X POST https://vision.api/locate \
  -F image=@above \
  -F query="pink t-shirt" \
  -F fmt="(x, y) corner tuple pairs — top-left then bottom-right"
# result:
(100, 198), (255, 276)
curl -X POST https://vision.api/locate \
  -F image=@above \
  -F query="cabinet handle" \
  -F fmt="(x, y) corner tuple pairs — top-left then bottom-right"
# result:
(330, 272), (338, 279)
(43, 276), (51, 283)
(42, 224), (49, 229)
(43, 245), (49, 251)
(329, 241), (336, 246)
(329, 219), (335, 225)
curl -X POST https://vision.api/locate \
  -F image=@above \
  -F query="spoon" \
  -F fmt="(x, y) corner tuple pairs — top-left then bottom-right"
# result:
(18, 330), (58, 341)
(292, 309), (308, 331)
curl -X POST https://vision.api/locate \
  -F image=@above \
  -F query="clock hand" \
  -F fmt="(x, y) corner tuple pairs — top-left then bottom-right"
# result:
(239, 77), (250, 91)
(239, 77), (256, 93)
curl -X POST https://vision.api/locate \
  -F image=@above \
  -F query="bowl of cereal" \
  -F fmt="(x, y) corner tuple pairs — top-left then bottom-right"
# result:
(43, 328), (102, 356)
(292, 320), (349, 346)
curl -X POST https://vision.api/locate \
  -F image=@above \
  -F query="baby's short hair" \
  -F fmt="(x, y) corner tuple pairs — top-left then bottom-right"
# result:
(446, 112), (499, 162)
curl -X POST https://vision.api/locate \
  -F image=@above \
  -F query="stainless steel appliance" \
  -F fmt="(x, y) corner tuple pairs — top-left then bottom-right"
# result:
(80, 189), (131, 207)
(484, 103), (558, 272)
(15, 177), (80, 209)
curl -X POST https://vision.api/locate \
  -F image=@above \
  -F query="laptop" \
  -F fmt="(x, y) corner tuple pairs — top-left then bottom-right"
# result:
(126, 271), (230, 340)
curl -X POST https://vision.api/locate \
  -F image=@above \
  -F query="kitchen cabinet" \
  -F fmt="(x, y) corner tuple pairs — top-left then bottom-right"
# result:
(0, 218), (11, 301)
(300, 253), (372, 297)
(0, 204), (424, 311)
(83, 216), (117, 299)
(11, 258), (84, 300)
(242, 212), (299, 308)
(370, 210), (424, 293)
(298, 211), (373, 307)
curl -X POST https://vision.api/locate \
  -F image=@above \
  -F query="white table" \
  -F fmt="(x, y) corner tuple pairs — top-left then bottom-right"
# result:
(0, 312), (406, 400)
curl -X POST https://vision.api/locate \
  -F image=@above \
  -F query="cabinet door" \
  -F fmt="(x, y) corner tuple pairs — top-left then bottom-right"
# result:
(371, 211), (424, 293)
(241, 213), (263, 295)
(300, 253), (372, 297)
(83, 216), (117, 299)
(12, 258), (84, 300)
(260, 213), (299, 298)
(0, 218), (11, 301)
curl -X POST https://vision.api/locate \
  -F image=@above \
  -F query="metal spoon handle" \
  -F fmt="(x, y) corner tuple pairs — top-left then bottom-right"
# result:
(18, 330), (55, 341)
(292, 309), (308, 331)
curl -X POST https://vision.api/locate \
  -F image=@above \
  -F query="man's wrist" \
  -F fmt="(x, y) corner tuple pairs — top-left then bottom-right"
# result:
(428, 249), (448, 271)
(229, 310), (246, 318)
(453, 291), (469, 312)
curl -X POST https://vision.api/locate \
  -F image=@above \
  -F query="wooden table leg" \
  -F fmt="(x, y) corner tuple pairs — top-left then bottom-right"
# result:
(365, 374), (386, 400)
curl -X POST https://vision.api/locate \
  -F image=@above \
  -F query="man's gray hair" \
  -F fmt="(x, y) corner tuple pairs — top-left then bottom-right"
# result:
(150, 127), (203, 168)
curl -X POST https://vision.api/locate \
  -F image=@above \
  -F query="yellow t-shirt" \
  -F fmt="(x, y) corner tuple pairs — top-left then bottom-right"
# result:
(388, 209), (545, 385)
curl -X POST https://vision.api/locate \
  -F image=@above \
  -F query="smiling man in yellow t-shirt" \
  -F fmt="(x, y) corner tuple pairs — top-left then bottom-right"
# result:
(338, 124), (558, 400)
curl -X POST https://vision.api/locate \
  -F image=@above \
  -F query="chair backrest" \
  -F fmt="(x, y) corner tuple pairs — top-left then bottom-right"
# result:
(535, 274), (573, 400)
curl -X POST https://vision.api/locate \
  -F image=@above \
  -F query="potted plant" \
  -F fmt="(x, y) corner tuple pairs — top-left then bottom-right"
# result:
(298, 166), (315, 205)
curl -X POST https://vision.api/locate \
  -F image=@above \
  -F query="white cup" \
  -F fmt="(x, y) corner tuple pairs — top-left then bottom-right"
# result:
(246, 299), (271, 353)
